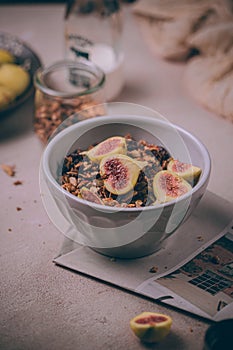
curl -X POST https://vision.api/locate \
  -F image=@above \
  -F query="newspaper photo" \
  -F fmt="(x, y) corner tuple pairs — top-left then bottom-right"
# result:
(137, 231), (233, 320)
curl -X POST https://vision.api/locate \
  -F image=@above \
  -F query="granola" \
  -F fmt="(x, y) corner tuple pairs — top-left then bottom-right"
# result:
(60, 135), (171, 208)
(34, 96), (105, 144)
(1, 164), (15, 177)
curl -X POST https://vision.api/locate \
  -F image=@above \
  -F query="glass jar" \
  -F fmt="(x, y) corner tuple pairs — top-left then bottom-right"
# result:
(34, 60), (106, 144)
(64, 0), (124, 101)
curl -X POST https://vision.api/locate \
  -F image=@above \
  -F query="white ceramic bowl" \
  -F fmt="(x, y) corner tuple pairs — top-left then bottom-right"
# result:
(41, 114), (211, 258)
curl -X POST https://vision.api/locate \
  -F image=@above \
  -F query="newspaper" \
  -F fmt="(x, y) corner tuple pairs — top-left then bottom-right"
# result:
(136, 229), (233, 321)
(54, 191), (233, 321)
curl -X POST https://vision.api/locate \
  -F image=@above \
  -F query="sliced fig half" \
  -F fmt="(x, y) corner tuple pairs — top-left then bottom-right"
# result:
(100, 154), (147, 195)
(81, 136), (127, 163)
(130, 311), (172, 343)
(80, 187), (103, 205)
(153, 170), (192, 203)
(167, 159), (202, 184)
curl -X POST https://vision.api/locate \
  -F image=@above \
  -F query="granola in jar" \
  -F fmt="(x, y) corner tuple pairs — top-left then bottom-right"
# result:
(34, 60), (106, 144)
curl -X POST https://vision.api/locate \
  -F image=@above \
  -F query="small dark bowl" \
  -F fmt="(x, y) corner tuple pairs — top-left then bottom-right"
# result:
(204, 319), (233, 350)
(0, 32), (42, 117)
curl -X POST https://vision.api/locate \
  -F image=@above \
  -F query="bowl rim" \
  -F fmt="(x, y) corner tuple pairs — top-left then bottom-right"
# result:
(41, 114), (211, 212)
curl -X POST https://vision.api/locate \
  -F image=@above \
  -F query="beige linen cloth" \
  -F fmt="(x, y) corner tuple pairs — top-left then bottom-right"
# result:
(133, 0), (233, 122)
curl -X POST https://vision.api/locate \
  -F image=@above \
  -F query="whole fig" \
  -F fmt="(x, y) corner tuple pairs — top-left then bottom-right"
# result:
(0, 85), (15, 109)
(0, 49), (14, 63)
(0, 63), (30, 97)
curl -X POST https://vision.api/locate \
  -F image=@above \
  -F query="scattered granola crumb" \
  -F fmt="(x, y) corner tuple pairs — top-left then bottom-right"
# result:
(164, 266), (167, 269)
(197, 235), (204, 242)
(211, 255), (220, 264)
(1, 164), (15, 177)
(149, 266), (158, 273)
(8, 228), (12, 232)
(16, 207), (22, 211)
(13, 180), (23, 186)
(190, 328), (194, 333)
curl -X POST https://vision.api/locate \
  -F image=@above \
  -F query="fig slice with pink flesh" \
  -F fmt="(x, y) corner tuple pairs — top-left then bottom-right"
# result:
(100, 154), (147, 195)
(81, 136), (127, 163)
(80, 187), (103, 205)
(130, 311), (172, 343)
(167, 159), (201, 183)
(153, 170), (192, 203)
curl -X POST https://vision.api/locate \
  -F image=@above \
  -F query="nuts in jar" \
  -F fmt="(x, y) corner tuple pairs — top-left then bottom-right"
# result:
(33, 60), (106, 144)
